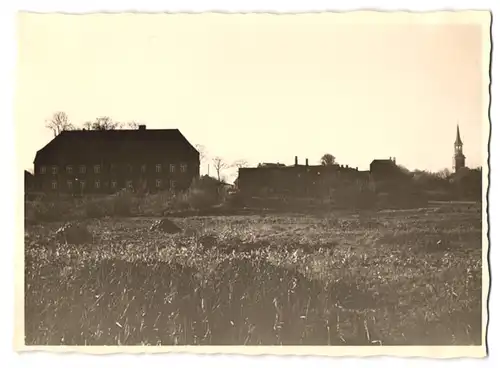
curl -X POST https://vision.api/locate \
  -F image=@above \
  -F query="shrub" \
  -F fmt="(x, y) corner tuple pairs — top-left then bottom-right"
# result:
(111, 189), (134, 216)
(139, 191), (175, 215)
(26, 197), (74, 222)
(376, 187), (428, 209)
(452, 167), (482, 201)
(83, 199), (107, 218)
(167, 191), (191, 211)
(225, 191), (245, 209)
(80, 190), (135, 218)
(172, 176), (225, 211)
(355, 188), (378, 209)
(334, 181), (377, 210)
(185, 187), (219, 210)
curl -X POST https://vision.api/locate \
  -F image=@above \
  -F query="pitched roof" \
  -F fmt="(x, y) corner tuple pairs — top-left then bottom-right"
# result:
(34, 128), (199, 163)
(370, 159), (394, 165)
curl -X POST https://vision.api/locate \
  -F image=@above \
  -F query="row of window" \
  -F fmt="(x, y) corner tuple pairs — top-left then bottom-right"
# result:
(39, 163), (188, 175)
(50, 179), (176, 190)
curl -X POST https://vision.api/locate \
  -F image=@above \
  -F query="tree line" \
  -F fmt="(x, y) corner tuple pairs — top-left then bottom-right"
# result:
(394, 164), (482, 201)
(45, 111), (141, 137)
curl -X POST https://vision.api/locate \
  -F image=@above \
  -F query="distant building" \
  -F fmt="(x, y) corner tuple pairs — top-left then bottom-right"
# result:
(237, 156), (367, 197)
(453, 124), (466, 173)
(368, 157), (413, 193)
(369, 157), (403, 181)
(33, 125), (200, 194)
(257, 162), (286, 168)
(24, 170), (35, 193)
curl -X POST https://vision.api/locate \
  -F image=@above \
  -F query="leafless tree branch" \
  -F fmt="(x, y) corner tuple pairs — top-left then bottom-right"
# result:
(212, 156), (228, 181)
(91, 116), (122, 130)
(45, 111), (74, 137)
(195, 144), (208, 162)
(126, 121), (139, 129)
(232, 159), (249, 169)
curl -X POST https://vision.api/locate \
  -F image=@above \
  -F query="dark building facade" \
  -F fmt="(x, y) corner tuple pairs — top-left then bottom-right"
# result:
(24, 170), (35, 193)
(369, 157), (412, 192)
(237, 156), (368, 197)
(369, 157), (404, 181)
(236, 154), (418, 197)
(33, 126), (200, 194)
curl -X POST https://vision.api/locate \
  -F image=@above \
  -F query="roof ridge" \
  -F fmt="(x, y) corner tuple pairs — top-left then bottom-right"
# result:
(34, 128), (198, 164)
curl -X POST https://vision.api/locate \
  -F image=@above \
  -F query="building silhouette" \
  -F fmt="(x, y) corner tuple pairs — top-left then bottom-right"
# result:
(453, 124), (466, 173)
(369, 157), (406, 181)
(24, 170), (35, 193)
(236, 156), (370, 197)
(33, 125), (200, 194)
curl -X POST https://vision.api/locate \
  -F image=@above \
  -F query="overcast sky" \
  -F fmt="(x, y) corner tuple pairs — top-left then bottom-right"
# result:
(15, 12), (489, 180)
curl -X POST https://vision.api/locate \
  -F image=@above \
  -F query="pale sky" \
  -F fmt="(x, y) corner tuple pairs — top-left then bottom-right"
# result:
(15, 12), (490, 180)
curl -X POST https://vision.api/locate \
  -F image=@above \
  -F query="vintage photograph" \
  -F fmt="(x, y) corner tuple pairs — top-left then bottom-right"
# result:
(16, 11), (489, 352)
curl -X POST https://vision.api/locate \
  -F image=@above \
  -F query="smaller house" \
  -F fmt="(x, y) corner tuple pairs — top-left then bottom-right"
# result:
(370, 157), (402, 180)
(369, 157), (412, 194)
(24, 170), (35, 193)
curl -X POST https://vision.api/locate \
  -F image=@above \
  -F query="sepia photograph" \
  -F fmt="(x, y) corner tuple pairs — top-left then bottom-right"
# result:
(15, 10), (490, 356)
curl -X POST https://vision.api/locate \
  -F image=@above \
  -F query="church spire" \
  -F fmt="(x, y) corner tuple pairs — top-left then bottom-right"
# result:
(455, 124), (463, 146)
(453, 123), (465, 173)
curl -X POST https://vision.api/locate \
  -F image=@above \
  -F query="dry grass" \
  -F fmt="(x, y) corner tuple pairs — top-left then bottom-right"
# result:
(24, 203), (483, 346)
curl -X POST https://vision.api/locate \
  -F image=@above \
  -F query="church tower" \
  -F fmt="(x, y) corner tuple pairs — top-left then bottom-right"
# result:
(453, 124), (466, 173)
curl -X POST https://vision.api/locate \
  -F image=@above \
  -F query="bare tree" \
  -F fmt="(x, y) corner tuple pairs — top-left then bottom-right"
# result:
(397, 165), (412, 176)
(212, 156), (228, 181)
(126, 121), (139, 129)
(82, 121), (93, 130)
(232, 159), (249, 169)
(82, 118), (135, 130)
(195, 144), (208, 162)
(45, 111), (74, 137)
(320, 153), (336, 166)
(91, 116), (122, 130)
(437, 168), (452, 179)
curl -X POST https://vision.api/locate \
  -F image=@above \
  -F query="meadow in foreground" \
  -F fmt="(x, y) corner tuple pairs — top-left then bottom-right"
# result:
(24, 203), (482, 345)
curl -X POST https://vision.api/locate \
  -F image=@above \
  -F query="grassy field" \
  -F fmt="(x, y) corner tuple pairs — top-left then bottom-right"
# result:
(24, 202), (483, 346)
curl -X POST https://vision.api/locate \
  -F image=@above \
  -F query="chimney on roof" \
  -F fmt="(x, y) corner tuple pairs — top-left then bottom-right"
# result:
(306, 158), (309, 166)
(138, 124), (146, 130)
(294, 156), (298, 166)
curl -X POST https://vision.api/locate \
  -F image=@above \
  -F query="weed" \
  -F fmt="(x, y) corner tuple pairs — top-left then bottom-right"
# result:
(24, 203), (482, 345)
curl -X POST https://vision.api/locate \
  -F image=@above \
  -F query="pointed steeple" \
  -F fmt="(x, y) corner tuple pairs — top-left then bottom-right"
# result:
(455, 124), (463, 146)
(453, 123), (466, 173)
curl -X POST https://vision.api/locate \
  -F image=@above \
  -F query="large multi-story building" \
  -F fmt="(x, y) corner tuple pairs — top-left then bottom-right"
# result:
(235, 155), (415, 197)
(236, 156), (369, 197)
(33, 125), (200, 194)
